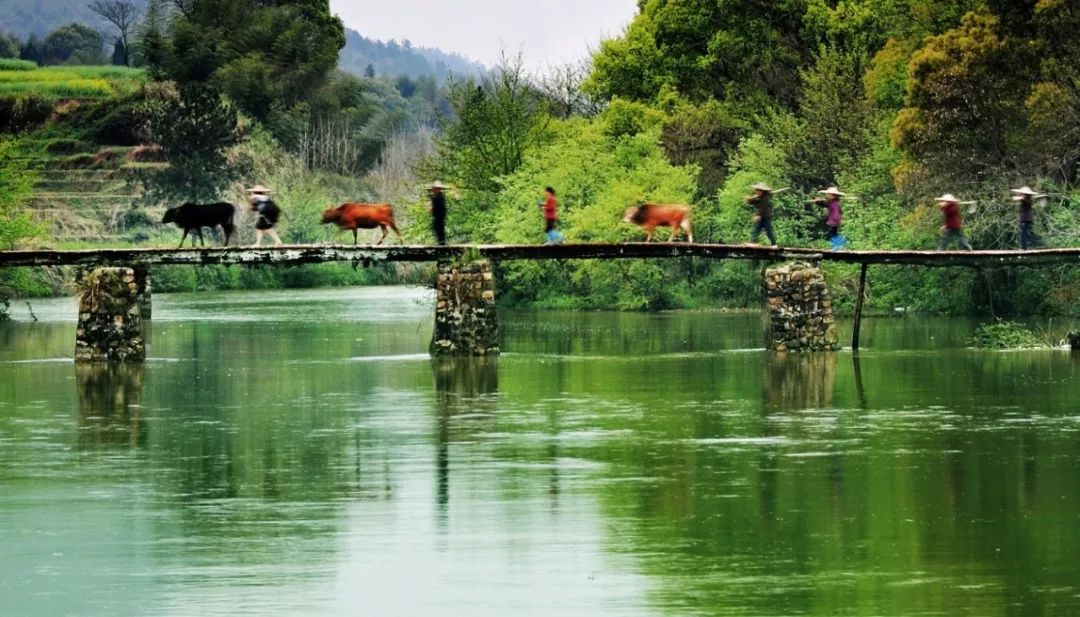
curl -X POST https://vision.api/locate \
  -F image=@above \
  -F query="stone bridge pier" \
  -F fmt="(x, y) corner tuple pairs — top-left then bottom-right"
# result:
(763, 262), (840, 352)
(430, 260), (500, 356)
(75, 267), (149, 363)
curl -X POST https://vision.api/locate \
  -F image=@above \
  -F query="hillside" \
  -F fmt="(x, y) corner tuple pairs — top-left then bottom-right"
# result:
(0, 1), (484, 81)
(338, 29), (486, 81)
(0, 61), (158, 245)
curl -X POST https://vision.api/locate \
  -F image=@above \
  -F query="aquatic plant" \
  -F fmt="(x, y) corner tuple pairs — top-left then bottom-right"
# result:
(969, 321), (1048, 349)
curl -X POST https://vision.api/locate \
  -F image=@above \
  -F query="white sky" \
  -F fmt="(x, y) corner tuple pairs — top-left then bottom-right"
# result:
(329, 0), (638, 70)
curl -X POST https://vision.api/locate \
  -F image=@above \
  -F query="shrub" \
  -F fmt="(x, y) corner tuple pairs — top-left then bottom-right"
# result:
(0, 95), (55, 132)
(969, 321), (1047, 349)
(44, 138), (90, 155)
(0, 59), (37, 71)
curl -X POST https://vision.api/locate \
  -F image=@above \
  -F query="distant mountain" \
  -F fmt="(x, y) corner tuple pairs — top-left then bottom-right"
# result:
(339, 29), (486, 82)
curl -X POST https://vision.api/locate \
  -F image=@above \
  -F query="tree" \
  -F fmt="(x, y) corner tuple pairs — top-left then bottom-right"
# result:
(586, 0), (808, 108)
(891, 11), (1030, 192)
(19, 35), (41, 63)
(151, 0), (345, 127)
(140, 84), (246, 204)
(89, 0), (142, 66)
(0, 33), (20, 59)
(433, 53), (551, 194)
(536, 60), (600, 120)
(39, 23), (106, 65)
(1024, 0), (1080, 182)
(136, 0), (169, 74)
(785, 46), (877, 189)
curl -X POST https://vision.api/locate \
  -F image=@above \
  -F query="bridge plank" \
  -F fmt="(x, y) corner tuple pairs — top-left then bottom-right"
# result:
(1, 243), (1078, 268)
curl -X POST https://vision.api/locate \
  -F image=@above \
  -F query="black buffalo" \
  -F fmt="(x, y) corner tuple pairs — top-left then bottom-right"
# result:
(162, 202), (236, 247)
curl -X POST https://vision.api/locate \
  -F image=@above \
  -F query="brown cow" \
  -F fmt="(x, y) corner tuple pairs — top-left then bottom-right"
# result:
(321, 203), (402, 245)
(622, 203), (694, 242)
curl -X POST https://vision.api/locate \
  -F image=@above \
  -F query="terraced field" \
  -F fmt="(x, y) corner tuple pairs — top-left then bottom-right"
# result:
(27, 147), (163, 243)
(1, 61), (162, 245)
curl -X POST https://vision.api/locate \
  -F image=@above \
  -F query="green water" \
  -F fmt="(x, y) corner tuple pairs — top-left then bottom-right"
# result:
(1, 287), (1078, 616)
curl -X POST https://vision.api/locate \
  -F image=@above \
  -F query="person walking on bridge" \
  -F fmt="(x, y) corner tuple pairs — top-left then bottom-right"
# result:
(539, 186), (564, 245)
(746, 182), (777, 246)
(1012, 186), (1044, 250)
(936, 194), (973, 250)
(814, 187), (846, 251)
(429, 180), (448, 245)
(247, 185), (283, 247)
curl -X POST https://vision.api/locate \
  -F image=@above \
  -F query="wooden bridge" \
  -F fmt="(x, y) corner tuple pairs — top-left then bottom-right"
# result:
(2, 243), (1079, 268)
(3, 243), (1078, 360)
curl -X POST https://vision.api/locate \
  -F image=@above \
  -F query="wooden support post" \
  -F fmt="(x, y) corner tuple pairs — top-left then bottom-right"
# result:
(852, 263), (868, 352)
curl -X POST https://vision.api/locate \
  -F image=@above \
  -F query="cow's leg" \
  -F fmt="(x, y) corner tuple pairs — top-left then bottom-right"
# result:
(178, 229), (189, 248)
(683, 219), (694, 243)
(377, 225), (389, 245)
(388, 221), (403, 242)
(196, 228), (205, 247)
(222, 223), (234, 247)
(645, 226), (654, 242)
(670, 224), (680, 242)
(353, 229), (358, 245)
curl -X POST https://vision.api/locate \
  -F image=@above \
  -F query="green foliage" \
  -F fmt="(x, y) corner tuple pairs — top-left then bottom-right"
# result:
(586, 0), (808, 108)
(659, 98), (746, 196)
(892, 11), (1029, 189)
(0, 58), (36, 70)
(786, 46), (877, 188)
(0, 139), (44, 249)
(146, 0), (345, 132)
(139, 83), (245, 204)
(432, 54), (551, 194)
(0, 94), (56, 133)
(0, 35), (21, 60)
(36, 23), (106, 66)
(969, 320), (1048, 349)
(599, 98), (666, 139)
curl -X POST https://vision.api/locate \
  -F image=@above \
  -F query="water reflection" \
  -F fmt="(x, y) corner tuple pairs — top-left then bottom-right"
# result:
(432, 356), (499, 523)
(763, 351), (837, 411)
(3, 292), (1080, 616)
(75, 363), (146, 450)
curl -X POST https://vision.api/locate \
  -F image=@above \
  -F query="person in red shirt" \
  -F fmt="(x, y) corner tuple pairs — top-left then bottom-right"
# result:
(539, 186), (563, 245)
(936, 194), (973, 250)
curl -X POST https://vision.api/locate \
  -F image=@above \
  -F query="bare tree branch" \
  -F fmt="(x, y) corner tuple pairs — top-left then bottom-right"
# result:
(88, 0), (142, 65)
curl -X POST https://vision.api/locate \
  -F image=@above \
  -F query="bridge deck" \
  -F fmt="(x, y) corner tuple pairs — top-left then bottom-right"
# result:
(1, 243), (1079, 268)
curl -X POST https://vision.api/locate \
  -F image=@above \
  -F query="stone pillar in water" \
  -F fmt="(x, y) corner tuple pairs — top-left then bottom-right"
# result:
(431, 260), (499, 356)
(75, 267), (147, 362)
(763, 262), (840, 352)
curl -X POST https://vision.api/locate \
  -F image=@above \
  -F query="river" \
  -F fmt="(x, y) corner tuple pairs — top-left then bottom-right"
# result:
(1, 287), (1078, 616)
